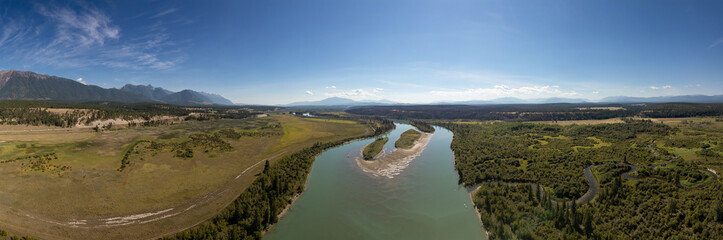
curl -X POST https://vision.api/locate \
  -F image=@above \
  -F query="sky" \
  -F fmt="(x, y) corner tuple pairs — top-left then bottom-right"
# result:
(0, 0), (722, 105)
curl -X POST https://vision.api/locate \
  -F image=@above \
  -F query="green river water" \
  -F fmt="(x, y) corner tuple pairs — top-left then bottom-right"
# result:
(264, 123), (486, 240)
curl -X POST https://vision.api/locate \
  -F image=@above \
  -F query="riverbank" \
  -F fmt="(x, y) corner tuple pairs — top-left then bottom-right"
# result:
(265, 124), (486, 240)
(356, 132), (432, 178)
(468, 186), (491, 239)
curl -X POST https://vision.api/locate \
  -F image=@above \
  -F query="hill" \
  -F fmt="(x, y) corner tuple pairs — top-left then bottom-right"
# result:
(285, 97), (397, 107)
(0, 70), (151, 103)
(161, 90), (213, 106)
(600, 95), (723, 103)
(119, 84), (174, 100)
(0, 70), (235, 106)
(120, 84), (234, 105)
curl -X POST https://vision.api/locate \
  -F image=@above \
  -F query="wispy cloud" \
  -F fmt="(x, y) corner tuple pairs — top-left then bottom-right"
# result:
(304, 90), (314, 95)
(0, 1), (186, 71)
(152, 8), (178, 18)
(662, 85), (672, 89)
(650, 86), (659, 90)
(325, 85), (336, 89)
(36, 4), (119, 47)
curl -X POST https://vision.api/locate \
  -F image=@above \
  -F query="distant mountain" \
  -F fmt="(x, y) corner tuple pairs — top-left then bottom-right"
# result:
(535, 97), (589, 103)
(120, 84), (174, 100)
(120, 84), (234, 105)
(600, 95), (723, 103)
(0, 70), (235, 106)
(436, 95), (723, 105)
(196, 91), (234, 105)
(285, 97), (398, 107)
(437, 97), (590, 105)
(0, 70), (152, 103)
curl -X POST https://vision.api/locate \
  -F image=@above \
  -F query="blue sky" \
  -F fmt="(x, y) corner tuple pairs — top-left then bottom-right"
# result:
(0, 0), (721, 105)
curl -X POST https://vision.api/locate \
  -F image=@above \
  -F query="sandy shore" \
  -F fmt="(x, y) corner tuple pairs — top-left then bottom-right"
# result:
(356, 132), (432, 178)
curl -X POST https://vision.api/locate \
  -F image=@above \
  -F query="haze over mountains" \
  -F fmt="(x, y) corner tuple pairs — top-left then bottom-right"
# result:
(286, 95), (723, 107)
(285, 97), (397, 107)
(119, 84), (234, 106)
(1, 70), (721, 107)
(0, 70), (233, 106)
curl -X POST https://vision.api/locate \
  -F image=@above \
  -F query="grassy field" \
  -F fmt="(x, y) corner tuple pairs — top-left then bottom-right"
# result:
(395, 129), (422, 149)
(362, 137), (388, 160)
(0, 114), (369, 239)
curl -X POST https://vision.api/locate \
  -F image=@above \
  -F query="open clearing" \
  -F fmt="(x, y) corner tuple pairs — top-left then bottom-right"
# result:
(0, 114), (369, 239)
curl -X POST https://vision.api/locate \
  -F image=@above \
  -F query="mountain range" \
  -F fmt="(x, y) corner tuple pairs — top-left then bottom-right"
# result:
(285, 97), (398, 107)
(286, 95), (723, 107)
(119, 84), (234, 105)
(0, 70), (233, 106)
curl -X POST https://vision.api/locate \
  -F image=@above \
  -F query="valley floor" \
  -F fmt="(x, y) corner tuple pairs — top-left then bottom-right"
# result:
(0, 114), (369, 239)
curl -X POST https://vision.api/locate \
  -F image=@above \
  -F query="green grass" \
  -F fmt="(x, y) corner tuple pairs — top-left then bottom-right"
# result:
(304, 118), (357, 124)
(395, 129), (422, 149)
(363, 137), (388, 160)
(0, 114), (370, 239)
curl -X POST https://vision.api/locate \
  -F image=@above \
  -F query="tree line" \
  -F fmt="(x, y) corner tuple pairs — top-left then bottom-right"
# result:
(160, 117), (394, 240)
(347, 103), (723, 121)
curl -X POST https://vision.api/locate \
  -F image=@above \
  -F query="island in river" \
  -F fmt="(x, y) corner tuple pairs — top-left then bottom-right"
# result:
(357, 128), (432, 178)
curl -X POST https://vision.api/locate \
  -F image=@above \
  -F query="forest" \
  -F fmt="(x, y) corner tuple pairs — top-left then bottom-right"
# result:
(410, 120), (435, 133)
(347, 103), (723, 121)
(0, 100), (264, 127)
(441, 118), (722, 239)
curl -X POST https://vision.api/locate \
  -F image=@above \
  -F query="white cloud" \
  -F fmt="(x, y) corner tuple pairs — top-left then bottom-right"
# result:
(650, 85), (672, 90)
(696, 84), (701, 87)
(304, 90), (314, 95)
(373, 88), (383, 93)
(76, 77), (86, 85)
(36, 4), (120, 47)
(592, 91), (600, 94)
(324, 88), (382, 100)
(325, 85), (336, 89)
(0, 3), (185, 70)
(430, 85), (579, 100)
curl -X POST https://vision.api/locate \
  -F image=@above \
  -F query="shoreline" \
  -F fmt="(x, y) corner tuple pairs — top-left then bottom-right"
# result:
(468, 186), (490, 239)
(356, 132), (432, 178)
(262, 167), (311, 236)
(262, 124), (395, 236)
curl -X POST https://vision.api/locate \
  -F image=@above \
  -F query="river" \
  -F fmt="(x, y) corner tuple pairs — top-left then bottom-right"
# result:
(264, 123), (486, 240)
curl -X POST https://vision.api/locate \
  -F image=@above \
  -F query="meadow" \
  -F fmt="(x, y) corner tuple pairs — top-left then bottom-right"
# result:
(362, 137), (388, 160)
(0, 114), (370, 239)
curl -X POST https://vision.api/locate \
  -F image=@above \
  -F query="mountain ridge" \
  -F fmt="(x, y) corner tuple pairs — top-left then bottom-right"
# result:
(285, 95), (723, 107)
(119, 84), (234, 105)
(0, 70), (234, 106)
(0, 70), (152, 103)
